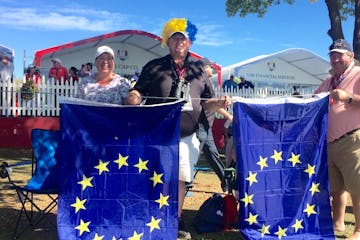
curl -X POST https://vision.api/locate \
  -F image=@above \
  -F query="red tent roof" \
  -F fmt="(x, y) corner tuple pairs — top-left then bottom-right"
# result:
(34, 30), (221, 86)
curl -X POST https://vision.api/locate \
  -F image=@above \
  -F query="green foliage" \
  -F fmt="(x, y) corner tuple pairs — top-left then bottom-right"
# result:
(226, 0), (354, 20)
(226, 0), (295, 18)
(20, 80), (39, 101)
(338, 0), (355, 20)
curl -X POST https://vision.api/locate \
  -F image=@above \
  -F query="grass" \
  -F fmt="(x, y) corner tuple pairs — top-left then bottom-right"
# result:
(0, 149), (356, 239)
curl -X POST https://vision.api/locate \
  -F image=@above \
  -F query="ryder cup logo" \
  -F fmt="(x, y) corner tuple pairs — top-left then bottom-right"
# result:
(117, 48), (128, 61)
(267, 61), (275, 72)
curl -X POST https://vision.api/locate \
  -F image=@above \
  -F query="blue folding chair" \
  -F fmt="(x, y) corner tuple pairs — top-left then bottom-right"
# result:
(0, 129), (60, 239)
(185, 166), (212, 196)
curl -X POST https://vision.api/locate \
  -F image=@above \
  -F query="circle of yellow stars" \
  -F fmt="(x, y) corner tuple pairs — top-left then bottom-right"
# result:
(242, 149), (321, 239)
(73, 153), (170, 239)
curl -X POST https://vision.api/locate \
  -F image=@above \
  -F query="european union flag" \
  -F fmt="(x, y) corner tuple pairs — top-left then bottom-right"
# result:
(233, 94), (335, 239)
(57, 98), (182, 240)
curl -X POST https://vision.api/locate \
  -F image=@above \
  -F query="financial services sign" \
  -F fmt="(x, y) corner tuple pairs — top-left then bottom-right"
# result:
(233, 57), (325, 88)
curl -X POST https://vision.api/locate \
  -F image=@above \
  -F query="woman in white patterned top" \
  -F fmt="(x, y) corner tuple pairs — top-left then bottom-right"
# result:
(76, 45), (131, 104)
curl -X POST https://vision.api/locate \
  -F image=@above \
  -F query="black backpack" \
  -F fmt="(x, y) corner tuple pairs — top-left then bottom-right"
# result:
(193, 193), (224, 233)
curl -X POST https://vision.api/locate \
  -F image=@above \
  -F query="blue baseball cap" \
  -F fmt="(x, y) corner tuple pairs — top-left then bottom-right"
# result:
(329, 39), (352, 54)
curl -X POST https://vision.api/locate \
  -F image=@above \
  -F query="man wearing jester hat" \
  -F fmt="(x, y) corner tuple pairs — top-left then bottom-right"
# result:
(126, 18), (230, 239)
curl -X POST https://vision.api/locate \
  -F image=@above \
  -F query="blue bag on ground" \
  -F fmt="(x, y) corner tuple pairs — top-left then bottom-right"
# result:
(193, 193), (224, 233)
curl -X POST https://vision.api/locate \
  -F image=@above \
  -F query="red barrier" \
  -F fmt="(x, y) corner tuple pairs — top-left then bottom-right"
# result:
(0, 117), (60, 148)
(0, 117), (225, 149)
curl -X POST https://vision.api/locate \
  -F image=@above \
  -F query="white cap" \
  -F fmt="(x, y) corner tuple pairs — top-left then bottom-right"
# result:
(95, 45), (114, 59)
(51, 58), (62, 64)
(168, 31), (189, 40)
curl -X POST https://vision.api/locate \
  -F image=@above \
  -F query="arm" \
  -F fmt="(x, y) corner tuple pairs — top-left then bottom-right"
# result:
(125, 90), (142, 105)
(217, 107), (233, 121)
(249, 81), (254, 89)
(75, 79), (86, 99)
(331, 89), (360, 107)
(202, 95), (232, 112)
(64, 68), (69, 81)
(48, 68), (55, 78)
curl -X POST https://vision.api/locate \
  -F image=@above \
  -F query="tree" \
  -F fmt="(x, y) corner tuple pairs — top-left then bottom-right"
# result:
(225, 0), (360, 60)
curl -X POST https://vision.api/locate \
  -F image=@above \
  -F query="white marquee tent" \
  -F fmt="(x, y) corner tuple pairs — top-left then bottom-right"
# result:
(218, 48), (331, 89)
(34, 30), (169, 77)
(33, 30), (222, 85)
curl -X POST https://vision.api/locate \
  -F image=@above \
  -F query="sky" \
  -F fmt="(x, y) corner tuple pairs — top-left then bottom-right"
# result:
(0, 0), (356, 78)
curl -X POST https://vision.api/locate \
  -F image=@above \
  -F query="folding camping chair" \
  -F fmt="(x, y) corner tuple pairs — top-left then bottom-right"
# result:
(0, 129), (60, 240)
(185, 166), (212, 195)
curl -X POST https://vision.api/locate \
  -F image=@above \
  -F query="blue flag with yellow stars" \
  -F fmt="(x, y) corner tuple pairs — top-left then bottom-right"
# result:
(233, 93), (335, 240)
(57, 98), (182, 240)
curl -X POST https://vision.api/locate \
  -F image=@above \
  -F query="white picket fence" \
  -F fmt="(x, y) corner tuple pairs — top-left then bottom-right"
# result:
(0, 76), (318, 117)
(0, 76), (78, 117)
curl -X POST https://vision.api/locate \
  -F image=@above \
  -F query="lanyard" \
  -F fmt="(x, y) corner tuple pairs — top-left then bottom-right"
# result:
(330, 63), (355, 90)
(330, 76), (343, 90)
(176, 64), (186, 80)
(329, 64), (355, 105)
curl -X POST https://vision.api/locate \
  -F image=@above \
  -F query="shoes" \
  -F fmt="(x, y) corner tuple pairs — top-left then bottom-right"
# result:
(178, 217), (191, 239)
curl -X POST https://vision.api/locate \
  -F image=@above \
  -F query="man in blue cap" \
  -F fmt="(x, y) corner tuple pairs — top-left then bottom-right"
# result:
(315, 38), (360, 239)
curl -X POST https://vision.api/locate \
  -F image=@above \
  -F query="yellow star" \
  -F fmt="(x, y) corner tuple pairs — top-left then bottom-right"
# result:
(245, 212), (258, 225)
(94, 159), (110, 175)
(75, 219), (91, 236)
(292, 219), (304, 232)
(128, 231), (144, 240)
(70, 197), (87, 213)
(274, 226), (287, 239)
(257, 156), (268, 170)
(146, 216), (161, 232)
(93, 233), (104, 240)
(271, 149), (283, 164)
(288, 152), (301, 167)
(304, 164), (316, 178)
(134, 158), (149, 173)
(303, 203), (317, 217)
(246, 171), (258, 186)
(150, 171), (163, 187)
(241, 192), (254, 207)
(309, 182), (320, 196)
(113, 153), (129, 169)
(155, 193), (169, 209)
(258, 224), (271, 237)
(77, 174), (93, 191)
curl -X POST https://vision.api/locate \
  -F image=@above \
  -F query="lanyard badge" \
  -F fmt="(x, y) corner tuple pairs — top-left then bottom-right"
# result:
(175, 64), (193, 111)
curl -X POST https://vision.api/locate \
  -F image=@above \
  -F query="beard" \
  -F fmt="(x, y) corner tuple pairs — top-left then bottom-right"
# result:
(331, 62), (348, 77)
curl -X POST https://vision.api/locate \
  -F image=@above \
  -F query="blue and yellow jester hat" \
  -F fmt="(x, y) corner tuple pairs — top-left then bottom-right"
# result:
(161, 18), (198, 47)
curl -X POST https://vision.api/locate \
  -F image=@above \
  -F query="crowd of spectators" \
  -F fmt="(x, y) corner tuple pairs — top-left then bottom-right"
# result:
(24, 58), (142, 87)
(48, 59), (94, 85)
(25, 64), (42, 84)
(222, 74), (254, 91)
